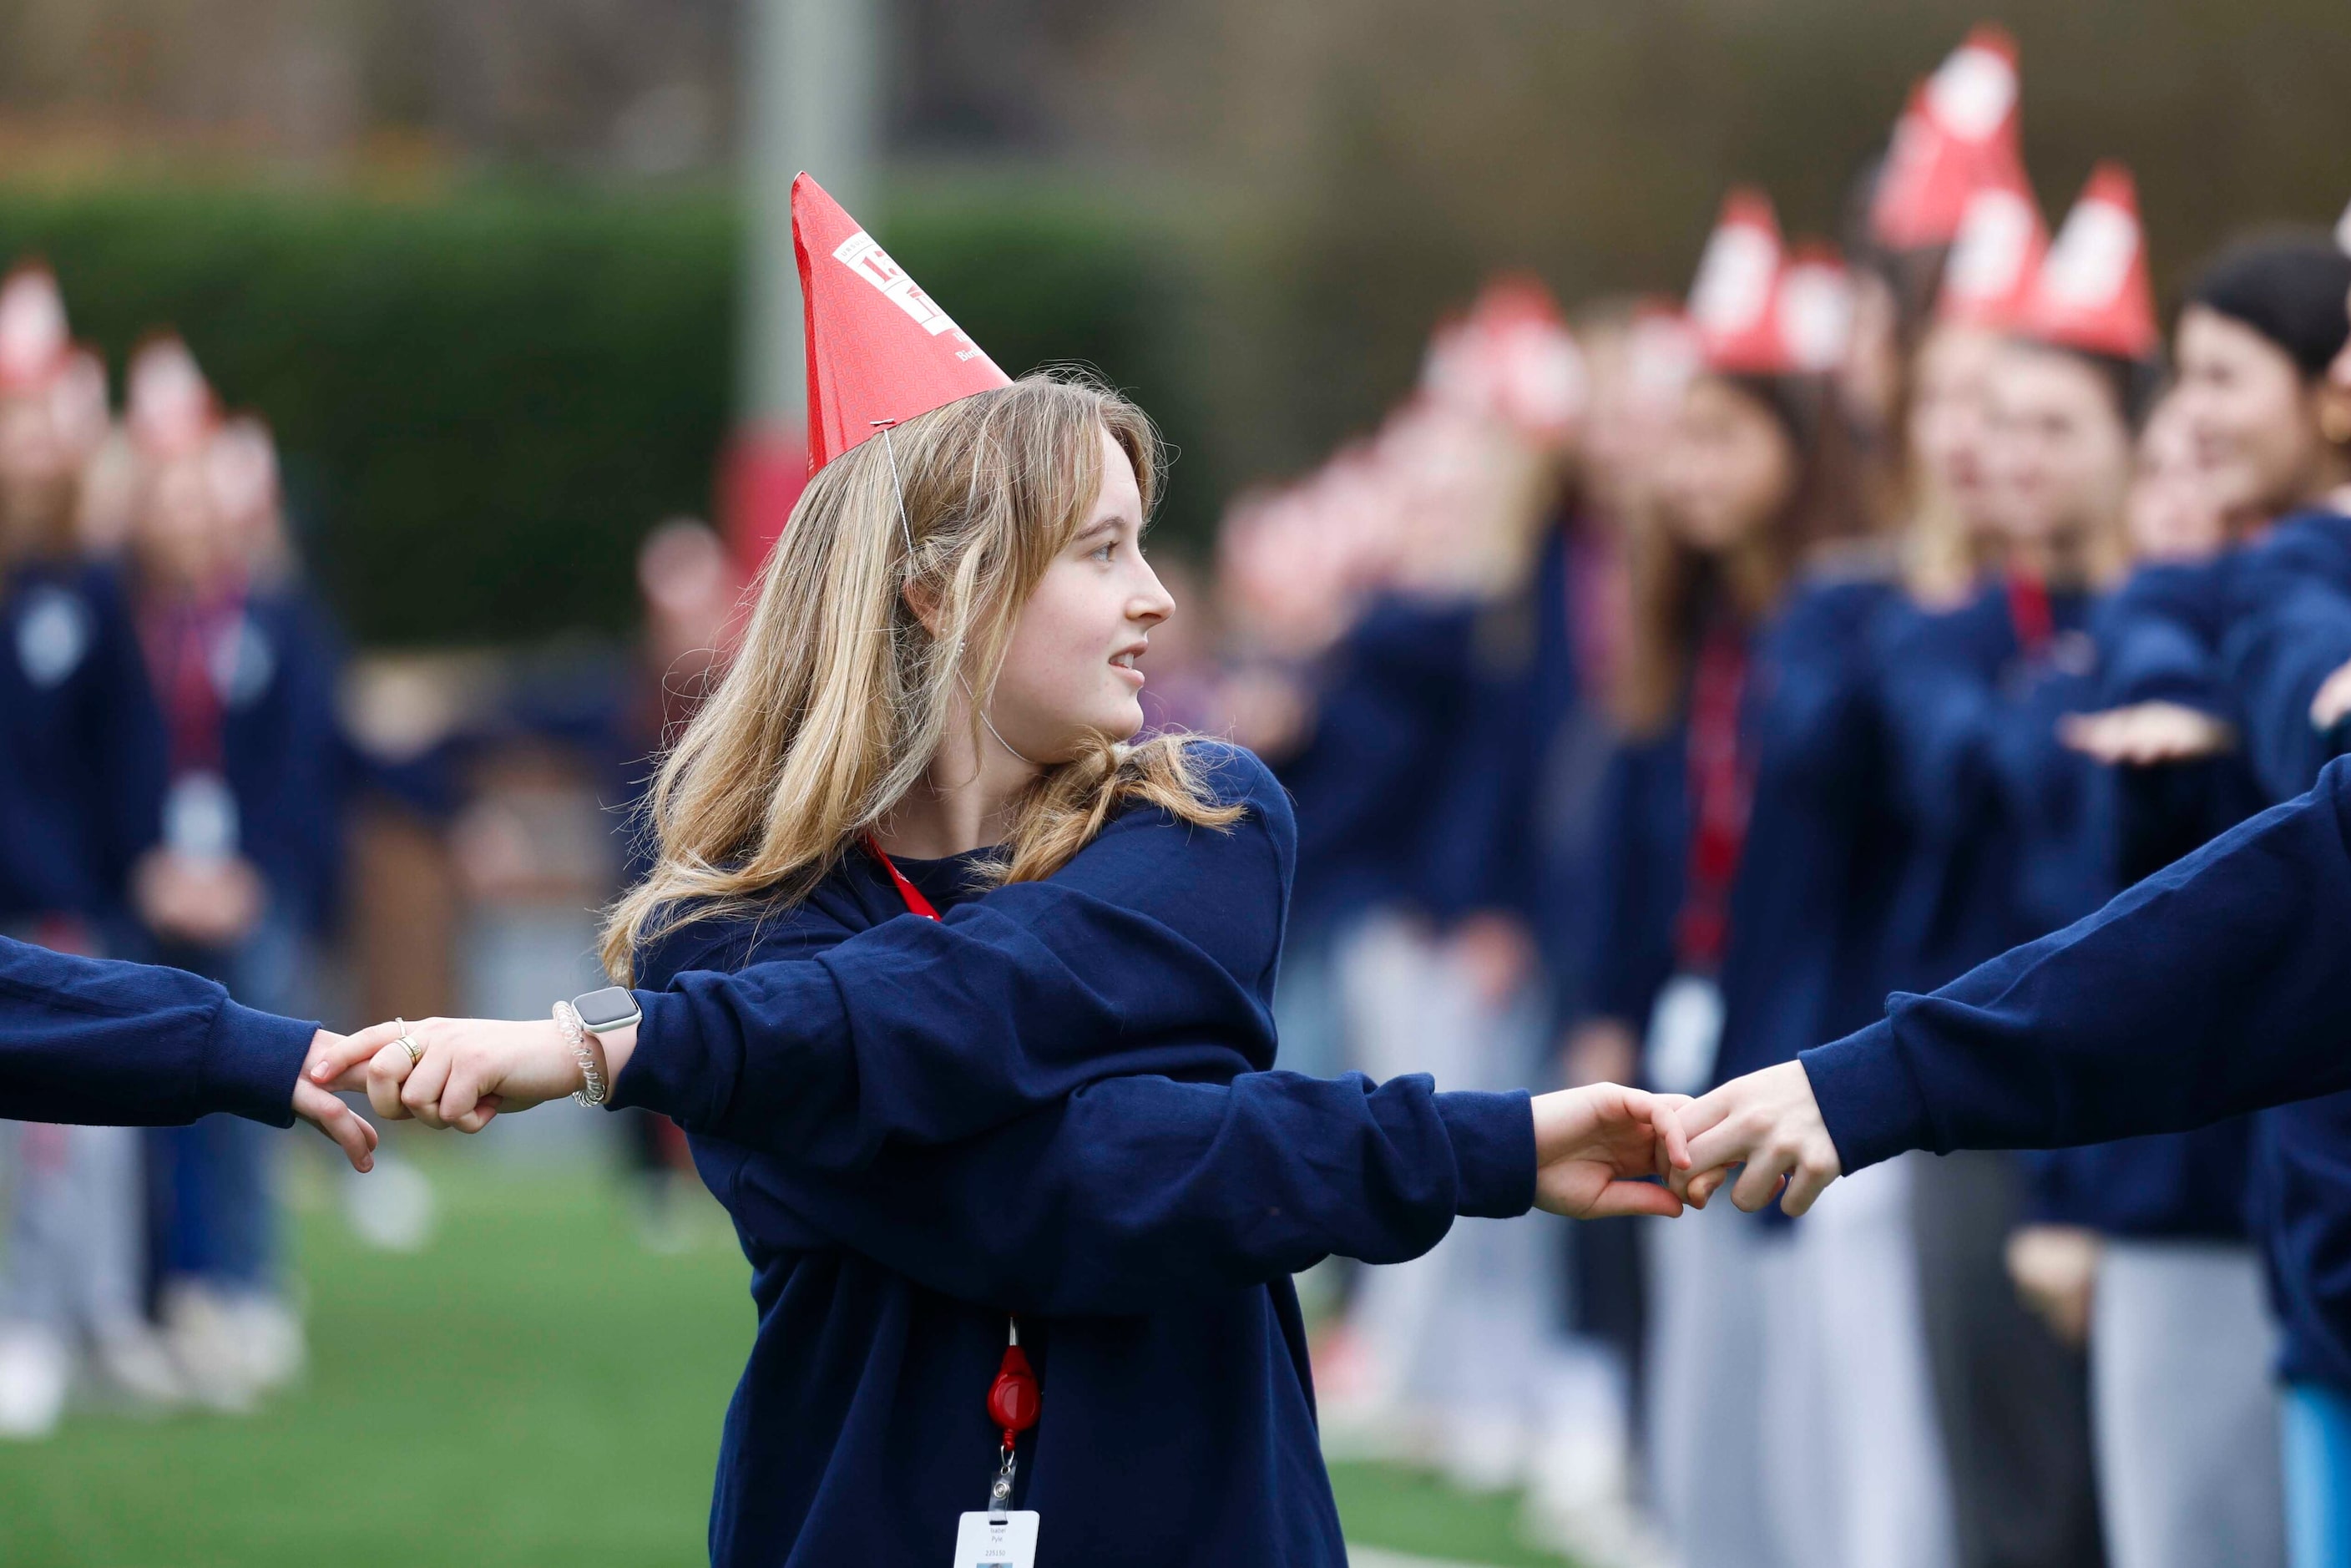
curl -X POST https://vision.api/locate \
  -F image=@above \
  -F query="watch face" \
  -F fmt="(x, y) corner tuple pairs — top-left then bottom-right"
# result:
(573, 985), (641, 1031)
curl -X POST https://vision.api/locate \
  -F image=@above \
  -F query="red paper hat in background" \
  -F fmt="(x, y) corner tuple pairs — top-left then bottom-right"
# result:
(1689, 188), (1788, 373)
(1777, 244), (1856, 376)
(792, 172), (1010, 473)
(0, 264), (71, 395)
(1421, 275), (1587, 441)
(127, 335), (219, 460)
(1870, 25), (2025, 250)
(2018, 162), (2158, 362)
(1625, 300), (1702, 412)
(1939, 178), (2049, 329)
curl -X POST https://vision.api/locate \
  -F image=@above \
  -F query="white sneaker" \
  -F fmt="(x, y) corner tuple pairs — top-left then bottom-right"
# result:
(344, 1157), (435, 1252)
(161, 1284), (258, 1414)
(226, 1294), (306, 1393)
(88, 1321), (190, 1413)
(0, 1325), (70, 1439)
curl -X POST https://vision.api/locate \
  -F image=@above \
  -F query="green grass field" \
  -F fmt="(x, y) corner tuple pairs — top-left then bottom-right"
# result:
(0, 1146), (1571, 1568)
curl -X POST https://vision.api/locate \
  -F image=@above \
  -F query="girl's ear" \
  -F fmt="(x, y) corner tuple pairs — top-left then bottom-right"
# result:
(901, 579), (946, 640)
(2314, 377), (2351, 451)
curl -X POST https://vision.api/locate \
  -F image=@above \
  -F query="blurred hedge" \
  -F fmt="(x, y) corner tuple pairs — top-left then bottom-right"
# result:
(0, 180), (1202, 647)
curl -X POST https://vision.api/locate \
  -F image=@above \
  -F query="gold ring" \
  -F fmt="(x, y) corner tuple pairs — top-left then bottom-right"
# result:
(395, 1019), (422, 1065)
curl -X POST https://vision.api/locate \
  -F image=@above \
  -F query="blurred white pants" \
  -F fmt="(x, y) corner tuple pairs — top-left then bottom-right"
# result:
(2092, 1239), (2283, 1568)
(1335, 913), (1600, 1487)
(1768, 1152), (1956, 1568)
(0, 1120), (149, 1338)
(1647, 1194), (1782, 1568)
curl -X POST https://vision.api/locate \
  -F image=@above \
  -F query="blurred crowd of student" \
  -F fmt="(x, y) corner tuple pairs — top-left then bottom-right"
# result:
(9, 21), (2351, 1568)
(0, 267), (741, 1438)
(1169, 26), (2351, 1568)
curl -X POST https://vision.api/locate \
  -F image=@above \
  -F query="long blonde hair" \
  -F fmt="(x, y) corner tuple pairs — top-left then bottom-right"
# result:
(599, 372), (1241, 984)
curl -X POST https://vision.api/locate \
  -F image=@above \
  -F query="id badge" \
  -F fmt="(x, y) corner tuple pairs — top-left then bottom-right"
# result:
(951, 1510), (1039, 1568)
(1644, 973), (1724, 1096)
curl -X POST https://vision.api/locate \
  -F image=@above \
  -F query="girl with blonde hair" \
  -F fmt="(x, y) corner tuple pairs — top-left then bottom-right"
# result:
(324, 177), (1690, 1568)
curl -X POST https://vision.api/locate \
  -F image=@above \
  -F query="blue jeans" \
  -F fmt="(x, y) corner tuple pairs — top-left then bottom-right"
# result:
(2284, 1381), (2351, 1568)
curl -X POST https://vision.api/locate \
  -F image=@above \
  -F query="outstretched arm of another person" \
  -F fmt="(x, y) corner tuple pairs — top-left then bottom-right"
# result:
(1676, 754), (2351, 1214)
(0, 935), (391, 1170)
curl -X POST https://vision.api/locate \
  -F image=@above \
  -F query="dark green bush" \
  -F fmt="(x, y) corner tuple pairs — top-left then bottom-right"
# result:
(0, 180), (1201, 646)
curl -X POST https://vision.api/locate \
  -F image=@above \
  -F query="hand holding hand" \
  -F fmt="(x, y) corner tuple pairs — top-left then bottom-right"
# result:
(293, 1021), (407, 1172)
(1669, 1060), (1843, 1216)
(1530, 1082), (1691, 1219)
(305, 1014), (601, 1133)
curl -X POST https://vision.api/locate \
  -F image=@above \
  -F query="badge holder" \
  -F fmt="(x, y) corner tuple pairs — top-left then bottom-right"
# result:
(952, 1319), (1040, 1568)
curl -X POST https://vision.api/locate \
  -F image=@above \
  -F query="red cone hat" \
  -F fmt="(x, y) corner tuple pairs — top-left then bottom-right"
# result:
(2019, 162), (2158, 362)
(1870, 26), (2024, 250)
(1939, 173), (2048, 329)
(1776, 244), (1855, 376)
(127, 334), (218, 460)
(0, 264), (70, 395)
(1689, 188), (1787, 374)
(793, 173), (1010, 473)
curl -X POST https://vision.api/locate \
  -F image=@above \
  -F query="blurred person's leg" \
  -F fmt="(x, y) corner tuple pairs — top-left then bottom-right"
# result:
(2092, 1240), (2283, 1568)
(1756, 1226), (1834, 1567)
(2283, 1382), (2351, 1568)
(1797, 1153), (1957, 1568)
(1913, 1151), (2106, 1568)
(0, 1120), (74, 1437)
(1646, 1196), (1782, 1568)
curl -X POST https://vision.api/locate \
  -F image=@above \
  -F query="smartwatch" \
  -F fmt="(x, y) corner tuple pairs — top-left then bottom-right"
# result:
(570, 985), (644, 1035)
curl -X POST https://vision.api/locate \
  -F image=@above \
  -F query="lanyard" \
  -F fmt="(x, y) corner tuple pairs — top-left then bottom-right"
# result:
(139, 589), (241, 777)
(1673, 625), (1752, 975)
(2004, 571), (2054, 660)
(863, 834), (1041, 1515)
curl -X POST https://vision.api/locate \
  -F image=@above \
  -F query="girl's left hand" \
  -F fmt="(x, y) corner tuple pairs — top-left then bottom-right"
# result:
(1529, 1083), (1692, 1219)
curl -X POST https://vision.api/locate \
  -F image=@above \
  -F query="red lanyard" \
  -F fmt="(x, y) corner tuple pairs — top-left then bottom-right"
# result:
(2004, 572), (2054, 660)
(1673, 625), (1752, 975)
(863, 835), (1041, 1501)
(139, 589), (240, 776)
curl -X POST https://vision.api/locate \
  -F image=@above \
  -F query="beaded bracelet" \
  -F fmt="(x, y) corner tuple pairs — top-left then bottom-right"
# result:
(554, 999), (609, 1108)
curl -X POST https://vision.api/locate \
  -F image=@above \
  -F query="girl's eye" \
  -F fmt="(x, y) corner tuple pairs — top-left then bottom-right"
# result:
(1091, 540), (1117, 563)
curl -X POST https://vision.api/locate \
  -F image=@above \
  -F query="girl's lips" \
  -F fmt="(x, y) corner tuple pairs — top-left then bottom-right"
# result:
(1110, 663), (1146, 688)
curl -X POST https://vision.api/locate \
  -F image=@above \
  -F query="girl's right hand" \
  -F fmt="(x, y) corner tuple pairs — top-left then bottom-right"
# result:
(1529, 1082), (1691, 1220)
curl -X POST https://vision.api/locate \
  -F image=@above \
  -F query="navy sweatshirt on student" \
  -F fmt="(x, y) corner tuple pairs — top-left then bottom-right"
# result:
(609, 745), (1537, 1568)
(129, 586), (349, 940)
(0, 935), (316, 1125)
(0, 559), (166, 935)
(1278, 594), (1480, 935)
(2223, 507), (2351, 803)
(1586, 572), (1904, 1090)
(1802, 754), (2351, 1392)
(1412, 524), (1621, 1033)
(2023, 559), (2263, 1240)
(1873, 579), (2115, 1001)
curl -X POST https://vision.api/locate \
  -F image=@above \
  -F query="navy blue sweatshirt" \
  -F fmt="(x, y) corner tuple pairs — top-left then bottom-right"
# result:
(1585, 573), (1904, 1090)
(1802, 756), (2351, 1388)
(1278, 594), (1480, 934)
(0, 559), (166, 933)
(2222, 508), (2351, 803)
(128, 584), (350, 940)
(610, 746), (1536, 1568)
(1873, 580), (2113, 999)
(0, 934), (316, 1125)
(2024, 559), (2263, 1240)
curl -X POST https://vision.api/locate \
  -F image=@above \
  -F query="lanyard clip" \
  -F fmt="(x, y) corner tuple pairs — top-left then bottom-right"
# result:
(987, 1443), (1017, 1521)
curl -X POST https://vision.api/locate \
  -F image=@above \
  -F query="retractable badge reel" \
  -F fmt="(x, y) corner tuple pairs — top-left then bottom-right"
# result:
(952, 1318), (1041, 1567)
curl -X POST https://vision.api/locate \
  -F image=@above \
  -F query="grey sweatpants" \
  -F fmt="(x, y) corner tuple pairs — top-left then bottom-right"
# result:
(2091, 1239), (2283, 1568)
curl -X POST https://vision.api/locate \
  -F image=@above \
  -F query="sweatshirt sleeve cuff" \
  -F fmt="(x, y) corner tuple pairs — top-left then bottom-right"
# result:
(1436, 1089), (1537, 1218)
(607, 989), (690, 1119)
(207, 1000), (319, 1128)
(1799, 1018), (1935, 1176)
